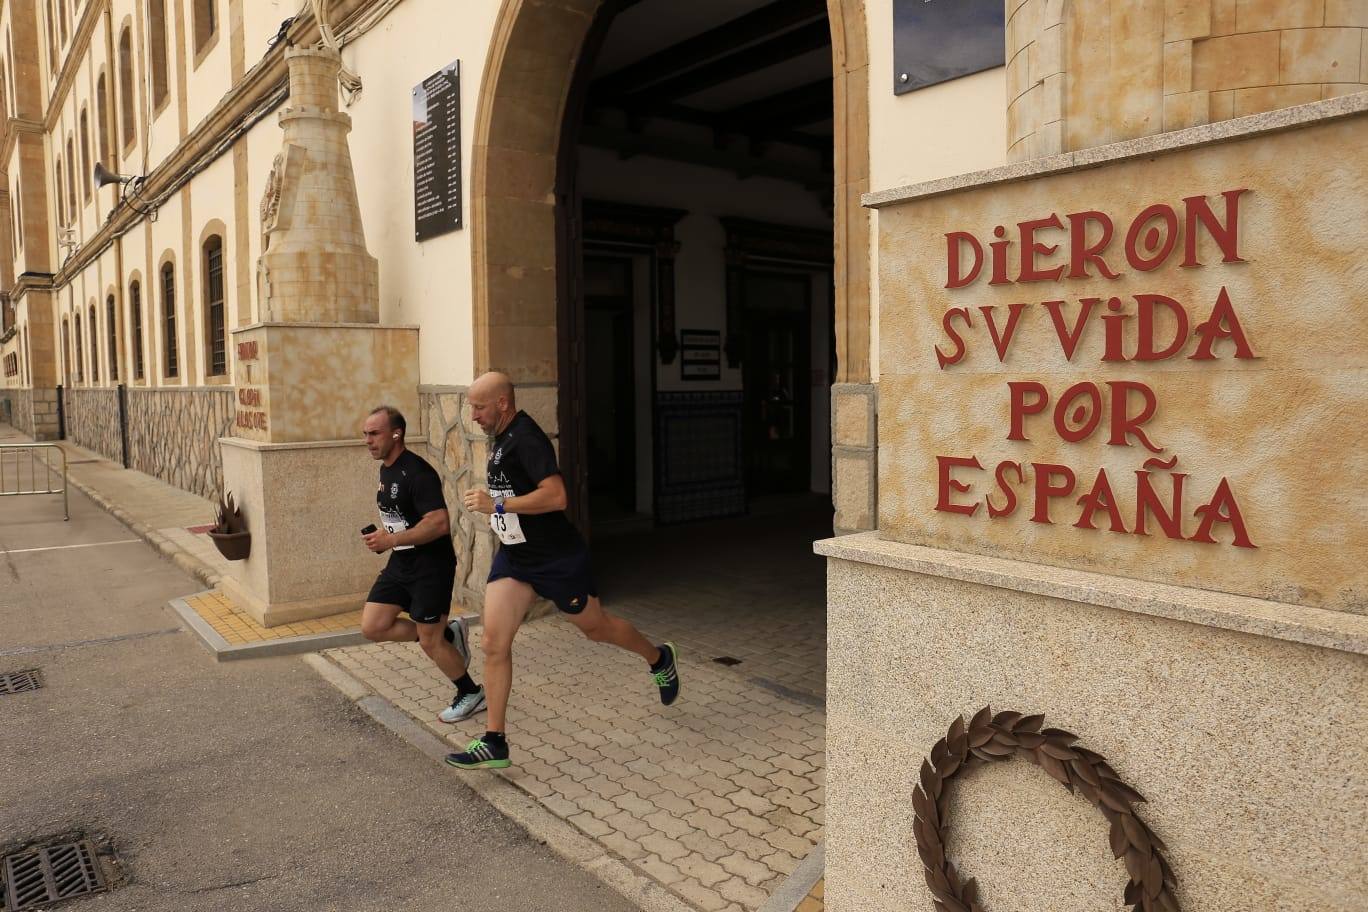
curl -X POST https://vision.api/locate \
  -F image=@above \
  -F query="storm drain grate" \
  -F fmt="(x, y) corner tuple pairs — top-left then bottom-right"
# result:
(0, 670), (42, 695)
(2, 840), (107, 910)
(712, 656), (742, 666)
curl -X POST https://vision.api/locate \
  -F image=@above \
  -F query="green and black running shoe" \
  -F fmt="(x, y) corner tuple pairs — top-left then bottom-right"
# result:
(445, 737), (510, 770)
(652, 642), (681, 706)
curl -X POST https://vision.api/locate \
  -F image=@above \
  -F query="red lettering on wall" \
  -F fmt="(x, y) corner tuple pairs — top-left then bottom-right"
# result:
(1030, 463), (1077, 524)
(1189, 287), (1256, 360)
(935, 307), (972, 368)
(1181, 188), (1248, 268)
(979, 303), (1026, 362)
(1065, 211), (1121, 280)
(1007, 381), (1049, 441)
(1017, 214), (1066, 282)
(945, 232), (983, 289)
(936, 456), (982, 516)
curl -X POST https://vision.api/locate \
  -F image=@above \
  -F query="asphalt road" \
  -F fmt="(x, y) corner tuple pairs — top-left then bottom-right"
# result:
(0, 482), (639, 912)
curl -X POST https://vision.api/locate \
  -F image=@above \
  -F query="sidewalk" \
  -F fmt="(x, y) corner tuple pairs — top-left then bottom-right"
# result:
(1, 422), (828, 912)
(0, 422), (230, 588)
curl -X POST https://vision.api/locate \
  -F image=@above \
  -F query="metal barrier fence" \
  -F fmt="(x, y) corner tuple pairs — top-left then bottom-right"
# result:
(0, 444), (69, 520)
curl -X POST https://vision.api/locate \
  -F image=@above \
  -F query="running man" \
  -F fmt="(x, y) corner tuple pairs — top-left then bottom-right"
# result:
(445, 373), (680, 770)
(360, 405), (486, 724)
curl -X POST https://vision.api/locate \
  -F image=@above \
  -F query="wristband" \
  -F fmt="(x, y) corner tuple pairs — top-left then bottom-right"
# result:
(494, 495), (505, 515)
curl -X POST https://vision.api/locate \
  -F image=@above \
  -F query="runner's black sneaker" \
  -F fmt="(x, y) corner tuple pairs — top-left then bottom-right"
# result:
(445, 736), (510, 770)
(651, 642), (680, 706)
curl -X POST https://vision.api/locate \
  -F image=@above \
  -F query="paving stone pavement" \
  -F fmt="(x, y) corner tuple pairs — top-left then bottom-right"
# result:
(326, 623), (824, 912)
(7, 419), (832, 911)
(592, 499), (830, 702)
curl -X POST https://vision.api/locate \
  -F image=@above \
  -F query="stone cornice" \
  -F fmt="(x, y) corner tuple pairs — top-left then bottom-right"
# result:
(864, 93), (1368, 209)
(1, 117), (44, 165)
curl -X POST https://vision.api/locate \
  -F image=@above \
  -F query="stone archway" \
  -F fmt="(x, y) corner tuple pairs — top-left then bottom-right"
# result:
(470, 0), (873, 404)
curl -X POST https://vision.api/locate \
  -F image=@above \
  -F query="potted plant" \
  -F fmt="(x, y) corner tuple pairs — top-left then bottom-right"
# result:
(207, 492), (251, 561)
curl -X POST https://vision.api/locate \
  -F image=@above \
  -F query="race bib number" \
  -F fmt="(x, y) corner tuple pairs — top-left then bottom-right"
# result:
(380, 509), (415, 551)
(490, 510), (526, 545)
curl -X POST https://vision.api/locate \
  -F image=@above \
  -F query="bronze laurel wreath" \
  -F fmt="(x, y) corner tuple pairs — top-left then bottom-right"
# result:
(912, 707), (1180, 912)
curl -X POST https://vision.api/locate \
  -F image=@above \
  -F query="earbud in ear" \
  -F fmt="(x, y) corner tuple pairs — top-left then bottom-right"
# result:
(392, 433), (399, 439)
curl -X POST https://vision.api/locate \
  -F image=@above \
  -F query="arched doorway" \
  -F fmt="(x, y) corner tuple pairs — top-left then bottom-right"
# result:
(470, 0), (871, 429)
(470, 2), (871, 697)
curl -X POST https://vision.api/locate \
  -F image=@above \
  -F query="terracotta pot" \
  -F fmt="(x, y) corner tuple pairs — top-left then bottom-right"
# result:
(207, 530), (251, 561)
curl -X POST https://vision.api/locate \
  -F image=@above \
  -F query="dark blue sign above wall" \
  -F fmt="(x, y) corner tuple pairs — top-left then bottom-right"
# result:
(892, 0), (1005, 95)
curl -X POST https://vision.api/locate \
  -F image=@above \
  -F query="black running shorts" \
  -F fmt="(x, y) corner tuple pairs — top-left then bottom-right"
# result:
(366, 565), (456, 625)
(488, 544), (597, 614)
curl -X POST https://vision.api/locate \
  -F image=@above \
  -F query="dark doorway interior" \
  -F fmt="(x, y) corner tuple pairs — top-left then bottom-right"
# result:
(584, 254), (638, 522)
(743, 270), (812, 496)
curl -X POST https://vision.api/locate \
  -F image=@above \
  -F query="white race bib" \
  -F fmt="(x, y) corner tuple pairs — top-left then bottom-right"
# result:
(490, 510), (526, 545)
(380, 509), (415, 551)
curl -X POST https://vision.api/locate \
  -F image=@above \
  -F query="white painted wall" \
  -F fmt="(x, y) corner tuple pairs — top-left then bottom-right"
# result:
(863, 0), (1009, 381)
(342, 0), (500, 388)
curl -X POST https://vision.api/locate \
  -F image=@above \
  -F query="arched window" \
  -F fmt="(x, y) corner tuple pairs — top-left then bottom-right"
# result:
(62, 318), (71, 382)
(107, 294), (119, 381)
(161, 262), (177, 378)
(45, 2), (58, 72)
(65, 135), (75, 221)
(6, 32), (16, 111)
(96, 73), (110, 164)
(88, 302), (98, 382)
(23, 327), (30, 384)
(74, 311), (83, 382)
(79, 108), (91, 202)
(130, 280), (144, 380)
(194, 0), (217, 53)
(148, 0), (168, 111)
(12, 179), (20, 251)
(54, 157), (64, 225)
(118, 27), (135, 147)
(204, 235), (225, 375)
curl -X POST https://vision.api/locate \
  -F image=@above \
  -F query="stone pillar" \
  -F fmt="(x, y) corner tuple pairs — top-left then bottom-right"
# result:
(831, 382), (876, 534)
(257, 48), (379, 325)
(220, 47), (419, 627)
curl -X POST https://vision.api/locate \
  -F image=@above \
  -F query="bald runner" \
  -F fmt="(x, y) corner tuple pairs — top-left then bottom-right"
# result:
(445, 372), (680, 770)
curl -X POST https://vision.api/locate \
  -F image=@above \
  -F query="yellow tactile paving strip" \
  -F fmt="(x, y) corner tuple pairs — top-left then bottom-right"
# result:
(185, 590), (362, 645)
(796, 878), (823, 911)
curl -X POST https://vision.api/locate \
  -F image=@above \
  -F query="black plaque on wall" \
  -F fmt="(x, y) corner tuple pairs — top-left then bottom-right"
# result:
(413, 60), (462, 240)
(892, 0), (1004, 95)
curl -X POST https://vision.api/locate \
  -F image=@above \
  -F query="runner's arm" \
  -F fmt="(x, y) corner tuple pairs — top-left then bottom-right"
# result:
(389, 508), (451, 547)
(465, 474), (567, 515)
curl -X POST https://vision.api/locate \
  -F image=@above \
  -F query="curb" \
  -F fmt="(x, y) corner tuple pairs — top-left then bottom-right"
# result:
(758, 843), (823, 912)
(67, 473), (222, 591)
(300, 653), (699, 912)
(170, 595), (370, 662)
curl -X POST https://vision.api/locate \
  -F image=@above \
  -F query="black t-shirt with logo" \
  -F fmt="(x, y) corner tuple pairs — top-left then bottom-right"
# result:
(377, 449), (456, 578)
(488, 411), (582, 565)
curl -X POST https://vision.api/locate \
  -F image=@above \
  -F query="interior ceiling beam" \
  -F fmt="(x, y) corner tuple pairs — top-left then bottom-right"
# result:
(579, 124), (831, 192)
(585, 101), (831, 154)
(607, 20), (831, 106)
(717, 79), (832, 131)
(591, 0), (828, 98)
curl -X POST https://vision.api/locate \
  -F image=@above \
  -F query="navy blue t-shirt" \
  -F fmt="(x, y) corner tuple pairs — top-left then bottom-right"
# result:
(487, 411), (582, 565)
